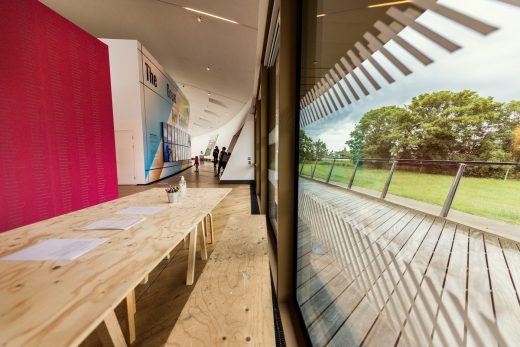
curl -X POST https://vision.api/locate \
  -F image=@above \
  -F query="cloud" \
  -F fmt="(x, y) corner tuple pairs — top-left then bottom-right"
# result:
(302, 0), (520, 151)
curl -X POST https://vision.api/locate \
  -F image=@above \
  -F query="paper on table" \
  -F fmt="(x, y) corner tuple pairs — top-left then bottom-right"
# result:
(78, 217), (145, 230)
(1, 238), (108, 261)
(116, 206), (166, 215)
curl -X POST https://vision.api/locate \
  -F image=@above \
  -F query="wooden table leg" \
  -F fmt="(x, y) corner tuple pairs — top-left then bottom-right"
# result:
(199, 220), (208, 261)
(208, 212), (214, 244)
(126, 290), (136, 344)
(96, 310), (127, 347)
(186, 226), (198, 285)
(183, 235), (189, 249)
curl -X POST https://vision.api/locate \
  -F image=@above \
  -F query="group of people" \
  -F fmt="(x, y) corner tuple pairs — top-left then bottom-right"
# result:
(192, 146), (231, 176)
(212, 146), (231, 176)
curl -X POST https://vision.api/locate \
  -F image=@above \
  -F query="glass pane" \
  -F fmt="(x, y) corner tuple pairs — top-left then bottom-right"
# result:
(268, 57), (279, 236)
(453, 164), (520, 225)
(300, 160), (314, 177)
(296, 0), (520, 345)
(313, 159), (334, 181)
(388, 162), (459, 207)
(351, 160), (392, 193)
(328, 159), (355, 187)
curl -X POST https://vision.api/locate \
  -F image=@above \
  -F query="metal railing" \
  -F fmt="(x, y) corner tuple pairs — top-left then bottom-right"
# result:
(299, 157), (519, 218)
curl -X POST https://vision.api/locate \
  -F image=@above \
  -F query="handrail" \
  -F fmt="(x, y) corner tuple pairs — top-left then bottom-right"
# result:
(299, 156), (518, 220)
(302, 157), (520, 166)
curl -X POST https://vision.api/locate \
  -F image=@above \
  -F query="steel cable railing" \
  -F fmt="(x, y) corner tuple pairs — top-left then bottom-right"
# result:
(299, 157), (520, 220)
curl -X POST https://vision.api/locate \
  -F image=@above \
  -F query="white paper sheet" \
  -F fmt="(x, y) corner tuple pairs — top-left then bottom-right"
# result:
(1, 238), (108, 261)
(116, 206), (166, 215)
(78, 217), (145, 230)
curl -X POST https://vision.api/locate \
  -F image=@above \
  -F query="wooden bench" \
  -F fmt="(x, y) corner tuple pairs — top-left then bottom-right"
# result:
(166, 215), (275, 346)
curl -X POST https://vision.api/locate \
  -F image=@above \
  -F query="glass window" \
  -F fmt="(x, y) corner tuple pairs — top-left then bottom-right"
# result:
(269, 57), (280, 236)
(296, 1), (520, 346)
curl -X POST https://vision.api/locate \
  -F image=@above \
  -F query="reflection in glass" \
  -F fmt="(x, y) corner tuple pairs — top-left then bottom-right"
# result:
(296, 0), (520, 345)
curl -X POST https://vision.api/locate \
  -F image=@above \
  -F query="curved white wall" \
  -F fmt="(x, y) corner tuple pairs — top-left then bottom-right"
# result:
(191, 99), (252, 158)
(220, 113), (255, 181)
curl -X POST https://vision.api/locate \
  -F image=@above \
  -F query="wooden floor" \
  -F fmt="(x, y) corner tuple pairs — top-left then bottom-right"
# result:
(81, 161), (252, 347)
(297, 178), (520, 347)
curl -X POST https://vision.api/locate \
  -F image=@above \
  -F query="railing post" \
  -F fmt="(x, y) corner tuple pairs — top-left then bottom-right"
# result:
(348, 160), (360, 189)
(381, 160), (398, 199)
(326, 159), (336, 183)
(504, 167), (511, 181)
(440, 163), (466, 217)
(311, 158), (319, 179)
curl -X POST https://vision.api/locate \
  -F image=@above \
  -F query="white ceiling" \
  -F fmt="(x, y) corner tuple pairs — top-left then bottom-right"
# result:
(40, 0), (261, 136)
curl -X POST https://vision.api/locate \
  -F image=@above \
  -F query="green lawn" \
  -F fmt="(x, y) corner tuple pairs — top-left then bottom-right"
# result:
(299, 161), (520, 225)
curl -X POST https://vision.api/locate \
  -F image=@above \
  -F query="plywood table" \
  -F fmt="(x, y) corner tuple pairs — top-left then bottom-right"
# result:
(0, 187), (231, 347)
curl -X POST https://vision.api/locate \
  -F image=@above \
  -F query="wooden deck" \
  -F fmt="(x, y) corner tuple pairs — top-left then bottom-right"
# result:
(297, 178), (520, 347)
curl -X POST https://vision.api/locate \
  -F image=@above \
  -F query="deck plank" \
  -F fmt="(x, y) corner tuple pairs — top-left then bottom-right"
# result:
(430, 225), (468, 346)
(298, 178), (520, 347)
(297, 262), (343, 305)
(328, 217), (443, 347)
(297, 253), (334, 287)
(307, 216), (436, 346)
(367, 221), (455, 347)
(467, 230), (496, 347)
(484, 234), (520, 346)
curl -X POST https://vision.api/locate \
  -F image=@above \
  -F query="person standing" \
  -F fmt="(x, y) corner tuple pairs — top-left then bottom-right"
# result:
(216, 147), (226, 176)
(194, 155), (200, 173)
(212, 146), (219, 168)
(221, 151), (231, 173)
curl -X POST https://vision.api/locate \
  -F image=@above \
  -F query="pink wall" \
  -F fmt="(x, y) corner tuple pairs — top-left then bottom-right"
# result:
(0, 0), (118, 233)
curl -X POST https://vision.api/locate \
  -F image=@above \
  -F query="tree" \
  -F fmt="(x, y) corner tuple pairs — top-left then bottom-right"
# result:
(504, 101), (520, 161)
(347, 90), (519, 162)
(314, 139), (329, 159)
(513, 126), (520, 161)
(346, 126), (364, 161)
(406, 90), (512, 161)
(346, 106), (411, 159)
(345, 91), (519, 176)
(299, 130), (314, 161)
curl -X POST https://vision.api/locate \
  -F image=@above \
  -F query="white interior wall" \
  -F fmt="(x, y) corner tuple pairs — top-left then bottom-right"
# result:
(191, 99), (252, 157)
(102, 38), (191, 185)
(220, 113), (255, 181)
(100, 39), (144, 184)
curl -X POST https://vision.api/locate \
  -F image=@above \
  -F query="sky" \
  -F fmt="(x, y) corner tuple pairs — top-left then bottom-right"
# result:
(302, 0), (520, 151)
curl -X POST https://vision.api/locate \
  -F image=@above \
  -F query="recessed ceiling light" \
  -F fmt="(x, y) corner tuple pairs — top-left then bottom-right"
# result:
(207, 92), (211, 96)
(368, 0), (412, 8)
(206, 66), (210, 71)
(316, 13), (326, 18)
(183, 7), (239, 25)
(197, 16), (202, 23)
